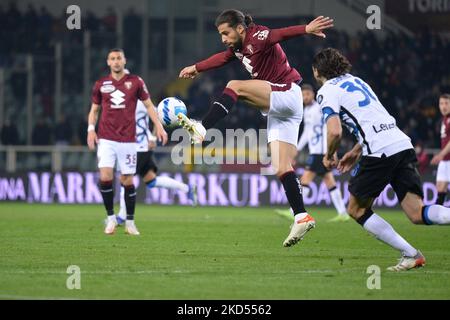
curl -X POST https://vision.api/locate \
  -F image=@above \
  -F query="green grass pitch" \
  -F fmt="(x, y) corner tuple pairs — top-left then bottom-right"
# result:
(0, 203), (449, 300)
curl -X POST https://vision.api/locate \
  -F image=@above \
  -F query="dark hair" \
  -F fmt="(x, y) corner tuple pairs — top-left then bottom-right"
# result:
(108, 48), (125, 56)
(215, 9), (254, 29)
(440, 93), (450, 100)
(301, 84), (315, 92)
(312, 48), (352, 80)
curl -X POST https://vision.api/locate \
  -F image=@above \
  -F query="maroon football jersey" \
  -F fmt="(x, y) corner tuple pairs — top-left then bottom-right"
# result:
(91, 74), (150, 142)
(232, 24), (301, 86)
(441, 115), (450, 161)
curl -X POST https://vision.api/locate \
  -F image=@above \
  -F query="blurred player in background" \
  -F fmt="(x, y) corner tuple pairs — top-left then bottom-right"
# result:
(276, 84), (349, 222)
(113, 83), (198, 225)
(315, 48), (450, 271)
(178, 9), (333, 247)
(431, 94), (450, 206)
(87, 48), (168, 235)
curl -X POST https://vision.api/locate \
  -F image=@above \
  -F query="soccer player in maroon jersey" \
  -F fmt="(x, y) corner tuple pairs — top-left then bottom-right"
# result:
(87, 48), (168, 235)
(178, 10), (333, 247)
(431, 94), (450, 205)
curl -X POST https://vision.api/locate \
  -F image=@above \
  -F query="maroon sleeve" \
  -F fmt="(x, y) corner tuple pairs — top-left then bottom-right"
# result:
(268, 25), (307, 45)
(137, 77), (150, 101)
(195, 49), (235, 72)
(91, 81), (101, 105)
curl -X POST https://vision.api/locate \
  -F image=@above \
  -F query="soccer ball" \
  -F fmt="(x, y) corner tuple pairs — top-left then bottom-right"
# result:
(157, 97), (188, 127)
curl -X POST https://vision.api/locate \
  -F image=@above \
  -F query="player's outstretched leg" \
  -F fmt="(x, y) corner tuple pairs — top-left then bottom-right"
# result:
(145, 175), (198, 206)
(349, 196), (425, 271)
(270, 141), (315, 247)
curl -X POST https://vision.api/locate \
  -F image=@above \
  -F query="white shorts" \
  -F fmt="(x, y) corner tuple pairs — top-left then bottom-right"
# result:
(266, 82), (303, 146)
(437, 160), (450, 182)
(97, 139), (137, 175)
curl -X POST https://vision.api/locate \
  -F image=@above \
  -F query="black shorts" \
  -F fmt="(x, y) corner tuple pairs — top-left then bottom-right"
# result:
(136, 151), (158, 177)
(305, 154), (330, 176)
(349, 149), (423, 202)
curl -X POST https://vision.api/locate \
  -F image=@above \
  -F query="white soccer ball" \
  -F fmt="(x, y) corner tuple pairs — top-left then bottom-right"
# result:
(157, 97), (188, 127)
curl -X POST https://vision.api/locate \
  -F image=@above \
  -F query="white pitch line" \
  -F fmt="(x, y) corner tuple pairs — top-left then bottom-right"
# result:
(2, 268), (450, 275)
(0, 294), (80, 300)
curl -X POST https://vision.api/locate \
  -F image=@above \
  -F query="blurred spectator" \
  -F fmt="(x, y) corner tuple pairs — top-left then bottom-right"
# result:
(32, 117), (52, 145)
(77, 119), (88, 146)
(54, 115), (72, 146)
(0, 119), (20, 145)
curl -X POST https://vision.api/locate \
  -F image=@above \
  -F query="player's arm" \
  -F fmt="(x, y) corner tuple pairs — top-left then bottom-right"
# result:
(338, 143), (363, 173)
(431, 141), (450, 165)
(142, 98), (168, 145)
(87, 103), (100, 150)
(179, 49), (235, 79)
(323, 116), (342, 169)
(268, 16), (334, 45)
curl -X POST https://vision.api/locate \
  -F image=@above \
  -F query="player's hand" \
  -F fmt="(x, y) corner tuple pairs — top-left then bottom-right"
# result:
(155, 124), (168, 146)
(179, 65), (199, 79)
(87, 131), (98, 150)
(306, 16), (334, 38)
(148, 140), (157, 150)
(431, 153), (444, 165)
(323, 153), (338, 170)
(338, 150), (361, 173)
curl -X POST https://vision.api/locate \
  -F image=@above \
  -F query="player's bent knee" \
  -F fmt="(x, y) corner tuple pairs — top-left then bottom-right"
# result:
(120, 175), (134, 186)
(226, 80), (244, 96)
(406, 209), (424, 225)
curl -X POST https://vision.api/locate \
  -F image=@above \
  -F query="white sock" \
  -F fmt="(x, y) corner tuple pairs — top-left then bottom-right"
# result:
(294, 212), (308, 223)
(118, 187), (126, 220)
(302, 185), (310, 198)
(329, 187), (347, 215)
(423, 205), (450, 225)
(150, 176), (189, 193)
(107, 215), (117, 223)
(363, 213), (417, 257)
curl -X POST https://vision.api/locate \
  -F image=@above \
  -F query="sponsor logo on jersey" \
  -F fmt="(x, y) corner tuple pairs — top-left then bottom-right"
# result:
(110, 90), (126, 109)
(102, 81), (113, 85)
(100, 84), (115, 93)
(372, 122), (396, 134)
(124, 81), (133, 90)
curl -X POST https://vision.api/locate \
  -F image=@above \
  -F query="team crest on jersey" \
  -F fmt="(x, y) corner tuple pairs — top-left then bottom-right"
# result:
(247, 44), (254, 54)
(253, 30), (269, 41)
(124, 81), (133, 90)
(100, 84), (115, 93)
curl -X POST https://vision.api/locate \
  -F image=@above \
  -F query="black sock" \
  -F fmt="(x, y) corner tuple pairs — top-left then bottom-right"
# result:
(279, 171), (306, 215)
(202, 88), (238, 129)
(356, 208), (374, 226)
(124, 184), (136, 220)
(437, 192), (446, 205)
(99, 180), (114, 216)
